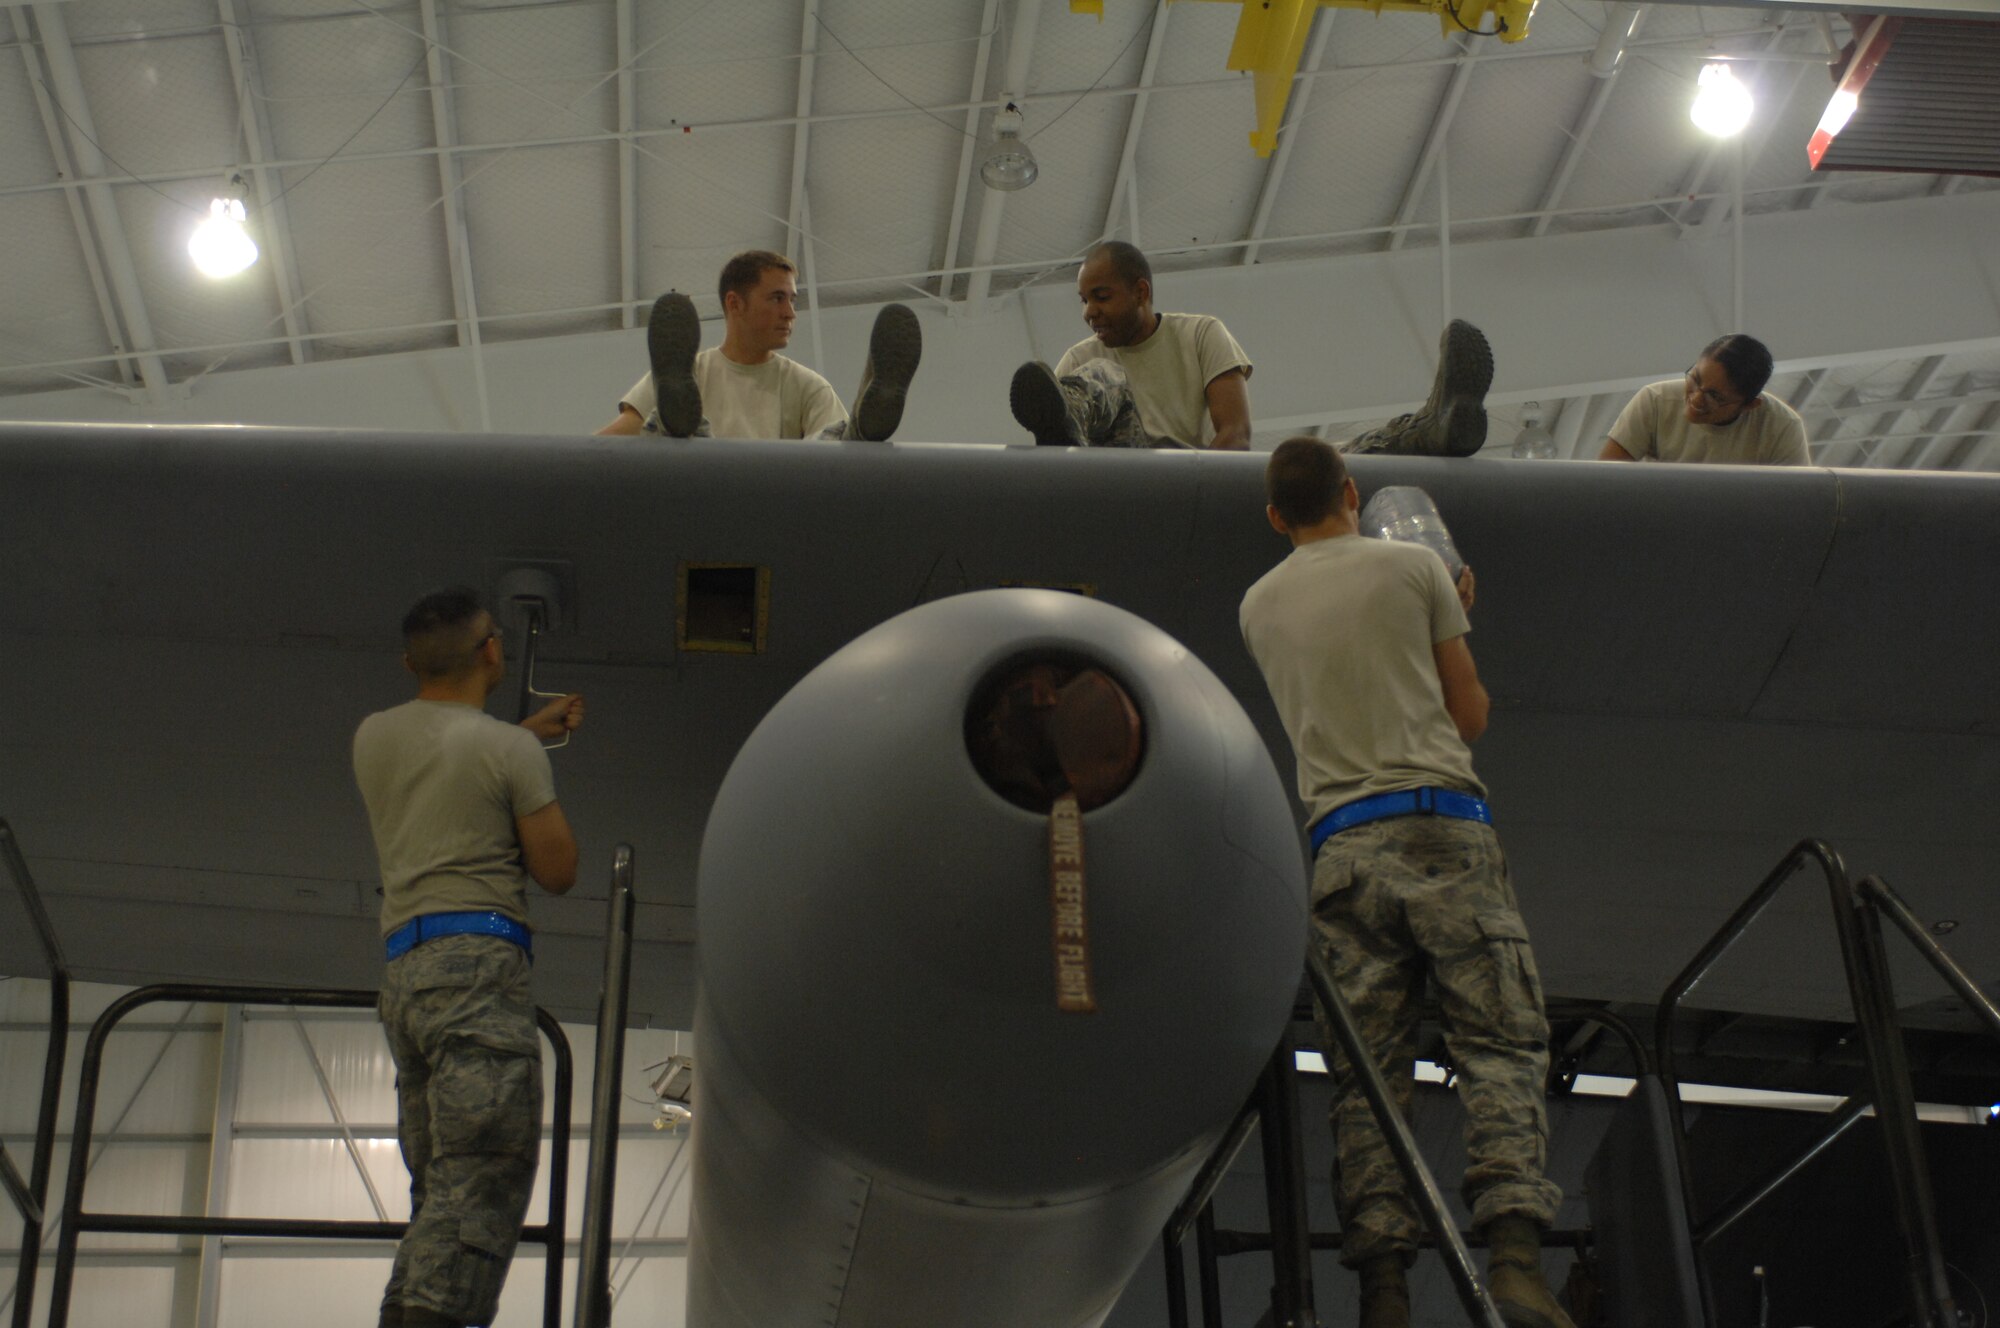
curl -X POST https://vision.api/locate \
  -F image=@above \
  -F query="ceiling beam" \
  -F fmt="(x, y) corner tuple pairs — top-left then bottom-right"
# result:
(1387, 36), (1478, 253)
(785, 0), (820, 267)
(1888, 370), (1968, 470)
(28, 3), (168, 394)
(1100, 1), (1171, 242)
(1529, 64), (1624, 239)
(1529, 2), (1647, 239)
(616, 0), (637, 328)
(0, 21), (1836, 210)
(1821, 355), (1944, 467)
(1241, 8), (1334, 266)
(938, 0), (1000, 300)
(1787, 365), (1825, 412)
(1914, 398), (2000, 471)
(1806, 386), (2000, 422)
(1551, 393), (1590, 457)
(417, 0), (491, 430)
(217, 0), (309, 366)
(965, 0), (1040, 304)
(9, 8), (133, 387)
(1697, 59), (1818, 233)
(12, 183), (1998, 394)
(1672, 25), (1792, 230)
(1810, 384), (1864, 463)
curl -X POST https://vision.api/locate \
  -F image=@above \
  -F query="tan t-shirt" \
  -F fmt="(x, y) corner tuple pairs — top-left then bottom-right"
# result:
(620, 348), (846, 440)
(353, 699), (557, 935)
(1055, 312), (1252, 450)
(1609, 379), (1810, 465)
(1240, 535), (1484, 829)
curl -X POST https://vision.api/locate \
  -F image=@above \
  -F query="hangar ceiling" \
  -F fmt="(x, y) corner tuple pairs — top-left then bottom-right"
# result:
(2, 0), (1998, 468)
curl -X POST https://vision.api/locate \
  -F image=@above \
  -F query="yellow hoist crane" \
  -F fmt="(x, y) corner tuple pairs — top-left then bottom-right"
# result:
(1071, 0), (1535, 156)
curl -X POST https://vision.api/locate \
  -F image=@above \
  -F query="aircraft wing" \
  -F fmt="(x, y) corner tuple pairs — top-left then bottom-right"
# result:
(2, 425), (1995, 1038)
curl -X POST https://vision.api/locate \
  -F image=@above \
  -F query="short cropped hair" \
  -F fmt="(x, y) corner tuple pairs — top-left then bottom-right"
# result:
(1266, 436), (1348, 530)
(718, 250), (795, 310)
(402, 586), (491, 680)
(1700, 333), (1775, 401)
(1086, 240), (1152, 291)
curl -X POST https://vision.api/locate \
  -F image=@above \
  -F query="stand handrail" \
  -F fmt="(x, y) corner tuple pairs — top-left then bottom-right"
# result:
(1655, 839), (1848, 1095)
(1160, 985), (1645, 1327)
(575, 845), (636, 1328)
(1655, 840), (1960, 1328)
(44, 985), (574, 1328)
(1858, 874), (2000, 1044)
(1, 819), (72, 1328)
(1305, 948), (1508, 1328)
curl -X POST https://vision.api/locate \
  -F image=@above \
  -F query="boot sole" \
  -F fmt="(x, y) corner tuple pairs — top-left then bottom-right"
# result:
(852, 303), (922, 442)
(1497, 1307), (1568, 1328)
(647, 292), (703, 437)
(1010, 361), (1079, 446)
(1435, 320), (1494, 457)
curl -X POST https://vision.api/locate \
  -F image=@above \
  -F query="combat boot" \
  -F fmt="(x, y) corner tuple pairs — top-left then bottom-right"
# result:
(646, 291), (704, 437)
(850, 303), (923, 441)
(1356, 1254), (1411, 1328)
(1009, 360), (1083, 446)
(1341, 320), (1494, 457)
(1483, 1215), (1577, 1328)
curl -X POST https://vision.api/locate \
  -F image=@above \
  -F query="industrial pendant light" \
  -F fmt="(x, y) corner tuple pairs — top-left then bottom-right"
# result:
(189, 180), (259, 279)
(1510, 403), (1557, 459)
(1690, 63), (1753, 138)
(980, 102), (1038, 191)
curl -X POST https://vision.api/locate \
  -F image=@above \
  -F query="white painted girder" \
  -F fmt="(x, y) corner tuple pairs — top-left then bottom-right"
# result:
(217, 0), (310, 367)
(937, 0), (1001, 299)
(1851, 355), (1944, 467)
(1242, 9), (1335, 265)
(786, 1), (820, 267)
(1101, 1), (1170, 242)
(1387, 36), (1477, 253)
(9, 10), (133, 388)
(417, 0), (491, 431)
(616, 0), (637, 329)
(965, 0), (1040, 304)
(1672, 25), (1793, 231)
(28, 3), (169, 394)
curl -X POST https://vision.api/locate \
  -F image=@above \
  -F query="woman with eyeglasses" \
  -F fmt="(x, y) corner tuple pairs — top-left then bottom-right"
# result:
(1598, 333), (1811, 465)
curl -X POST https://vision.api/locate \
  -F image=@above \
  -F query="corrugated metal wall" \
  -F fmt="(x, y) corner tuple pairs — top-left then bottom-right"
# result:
(1, 978), (691, 1328)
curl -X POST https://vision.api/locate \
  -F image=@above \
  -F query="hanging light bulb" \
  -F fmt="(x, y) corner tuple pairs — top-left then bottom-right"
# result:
(1510, 402), (1557, 460)
(980, 102), (1038, 192)
(189, 196), (259, 279)
(1690, 62), (1753, 138)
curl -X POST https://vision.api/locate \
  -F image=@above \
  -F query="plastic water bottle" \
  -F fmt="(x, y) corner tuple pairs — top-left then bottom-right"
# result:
(1359, 486), (1465, 581)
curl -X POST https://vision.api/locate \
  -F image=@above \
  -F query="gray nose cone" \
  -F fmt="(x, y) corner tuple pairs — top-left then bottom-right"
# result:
(696, 588), (1306, 1204)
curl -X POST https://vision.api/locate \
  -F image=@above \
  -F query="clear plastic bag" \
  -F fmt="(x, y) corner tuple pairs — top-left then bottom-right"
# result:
(1359, 486), (1465, 580)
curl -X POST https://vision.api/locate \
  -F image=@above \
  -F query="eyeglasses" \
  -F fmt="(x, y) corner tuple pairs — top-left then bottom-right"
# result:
(1684, 366), (1742, 410)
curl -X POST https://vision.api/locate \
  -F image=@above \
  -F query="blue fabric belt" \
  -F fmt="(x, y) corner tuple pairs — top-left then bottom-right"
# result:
(1309, 786), (1492, 856)
(385, 910), (532, 962)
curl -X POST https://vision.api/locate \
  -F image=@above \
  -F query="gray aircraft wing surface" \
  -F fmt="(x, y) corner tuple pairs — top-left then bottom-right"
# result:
(2, 424), (1995, 1057)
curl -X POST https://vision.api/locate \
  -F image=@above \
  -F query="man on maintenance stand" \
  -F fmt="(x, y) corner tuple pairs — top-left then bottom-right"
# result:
(353, 588), (584, 1328)
(1240, 438), (1574, 1328)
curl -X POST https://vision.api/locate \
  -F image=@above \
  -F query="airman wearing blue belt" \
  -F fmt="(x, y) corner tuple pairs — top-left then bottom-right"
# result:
(354, 587), (583, 1328)
(1240, 439), (1573, 1328)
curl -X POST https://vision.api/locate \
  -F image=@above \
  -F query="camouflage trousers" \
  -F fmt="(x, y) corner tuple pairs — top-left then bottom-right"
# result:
(1309, 815), (1561, 1266)
(1056, 360), (1178, 449)
(643, 412), (852, 441)
(379, 933), (543, 1326)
